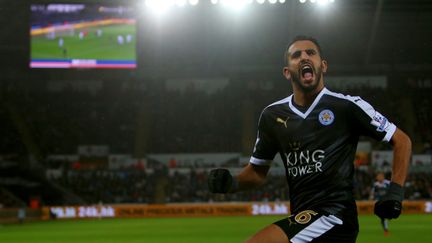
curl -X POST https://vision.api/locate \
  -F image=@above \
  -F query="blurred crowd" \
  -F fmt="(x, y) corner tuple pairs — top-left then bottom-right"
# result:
(48, 165), (432, 205)
(1, 77), (431, 157)
(1, 77), (432, 206)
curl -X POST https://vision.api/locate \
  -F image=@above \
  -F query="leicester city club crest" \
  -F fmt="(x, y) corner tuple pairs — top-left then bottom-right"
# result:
(318, 109), (335, 126)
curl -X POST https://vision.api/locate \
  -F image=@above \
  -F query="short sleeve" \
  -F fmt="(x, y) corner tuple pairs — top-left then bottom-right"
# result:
(350, 97), (396, 142)
(250, 109), (278, 166)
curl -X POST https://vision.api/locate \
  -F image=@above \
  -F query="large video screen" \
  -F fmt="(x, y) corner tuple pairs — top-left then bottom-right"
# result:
(30, 3), (137, 69)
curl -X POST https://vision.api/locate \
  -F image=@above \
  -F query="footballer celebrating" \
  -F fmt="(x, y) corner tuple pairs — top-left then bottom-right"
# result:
(208, 36), (411, 242)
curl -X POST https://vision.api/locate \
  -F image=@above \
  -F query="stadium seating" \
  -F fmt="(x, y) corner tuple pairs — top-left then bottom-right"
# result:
(1, 78), (431, 206)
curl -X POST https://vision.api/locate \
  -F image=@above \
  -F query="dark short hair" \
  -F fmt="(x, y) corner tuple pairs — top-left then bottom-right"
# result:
(284, 36), (323, 65)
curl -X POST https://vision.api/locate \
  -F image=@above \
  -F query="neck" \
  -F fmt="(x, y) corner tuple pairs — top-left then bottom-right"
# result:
(293, 86), (324, 107)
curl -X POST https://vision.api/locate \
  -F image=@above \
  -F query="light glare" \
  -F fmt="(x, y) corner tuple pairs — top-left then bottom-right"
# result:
(221, 0), (250, 9)
(145, 0), (175, 15)
(176, 0), (187, 7)
(189, 0), (199, 6)
(257, 0), (266, 4)
(317, 0), (329, 5)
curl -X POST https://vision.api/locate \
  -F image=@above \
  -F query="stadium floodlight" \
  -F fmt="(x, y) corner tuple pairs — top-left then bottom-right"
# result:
(221, 0), (250, 10)
(145, 0), (175, 15)
(176, 0), (187, 7)
(269, 0), (277, 4)
(257, 0), (266, 4)
(310, 0), (316, 3)
(299, 0), (307, 3)
(211, 0), (218, 4)
(279, 0), (286, 3)
(317, 0), (329, 5)
(189, 0), (199, 6)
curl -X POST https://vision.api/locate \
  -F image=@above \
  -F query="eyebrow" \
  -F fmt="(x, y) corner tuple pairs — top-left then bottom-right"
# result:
(289, 48), (317, 57)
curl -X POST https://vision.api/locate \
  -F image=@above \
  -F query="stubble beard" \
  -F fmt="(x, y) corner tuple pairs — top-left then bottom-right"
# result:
(291, 64), (323, 93)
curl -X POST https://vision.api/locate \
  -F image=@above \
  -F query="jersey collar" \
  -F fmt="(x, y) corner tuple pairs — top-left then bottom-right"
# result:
(288, 87), (328, 119)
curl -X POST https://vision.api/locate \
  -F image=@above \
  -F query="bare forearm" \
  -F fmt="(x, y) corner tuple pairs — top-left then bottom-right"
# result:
(391, 128), (412, 186)
(231, 163), (269, 193)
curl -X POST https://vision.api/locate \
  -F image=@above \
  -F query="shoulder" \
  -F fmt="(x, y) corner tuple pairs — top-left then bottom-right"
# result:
(322, 88), (363, 105)
(261, 95), (291, 115)
(323, 88), (374, 114)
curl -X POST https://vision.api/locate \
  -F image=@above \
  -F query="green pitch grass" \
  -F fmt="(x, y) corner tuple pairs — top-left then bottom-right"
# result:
(31, 24), (136, 60)
(0, 214), (431, 242)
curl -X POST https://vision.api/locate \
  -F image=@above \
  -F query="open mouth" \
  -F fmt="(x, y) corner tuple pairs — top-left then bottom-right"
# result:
(301, 64), (314, 81)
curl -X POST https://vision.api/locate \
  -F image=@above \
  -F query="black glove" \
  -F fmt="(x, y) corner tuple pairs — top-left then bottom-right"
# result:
(208, 168), (234, 193)
(374, 182), (404, 219)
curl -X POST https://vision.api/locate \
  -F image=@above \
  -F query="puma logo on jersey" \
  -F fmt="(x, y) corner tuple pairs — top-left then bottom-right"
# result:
(276, 117), (289, 128)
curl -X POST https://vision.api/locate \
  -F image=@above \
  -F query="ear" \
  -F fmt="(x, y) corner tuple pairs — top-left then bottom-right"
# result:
(321, 60), (328, 74)
(283, 67), (291, 80)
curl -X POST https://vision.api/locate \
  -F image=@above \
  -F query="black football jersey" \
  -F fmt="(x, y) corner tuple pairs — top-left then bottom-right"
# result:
(251, 87), (396, 214)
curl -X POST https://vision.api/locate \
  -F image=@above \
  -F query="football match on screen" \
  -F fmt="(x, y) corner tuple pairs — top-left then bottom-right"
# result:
(0, 0), (431, 242)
